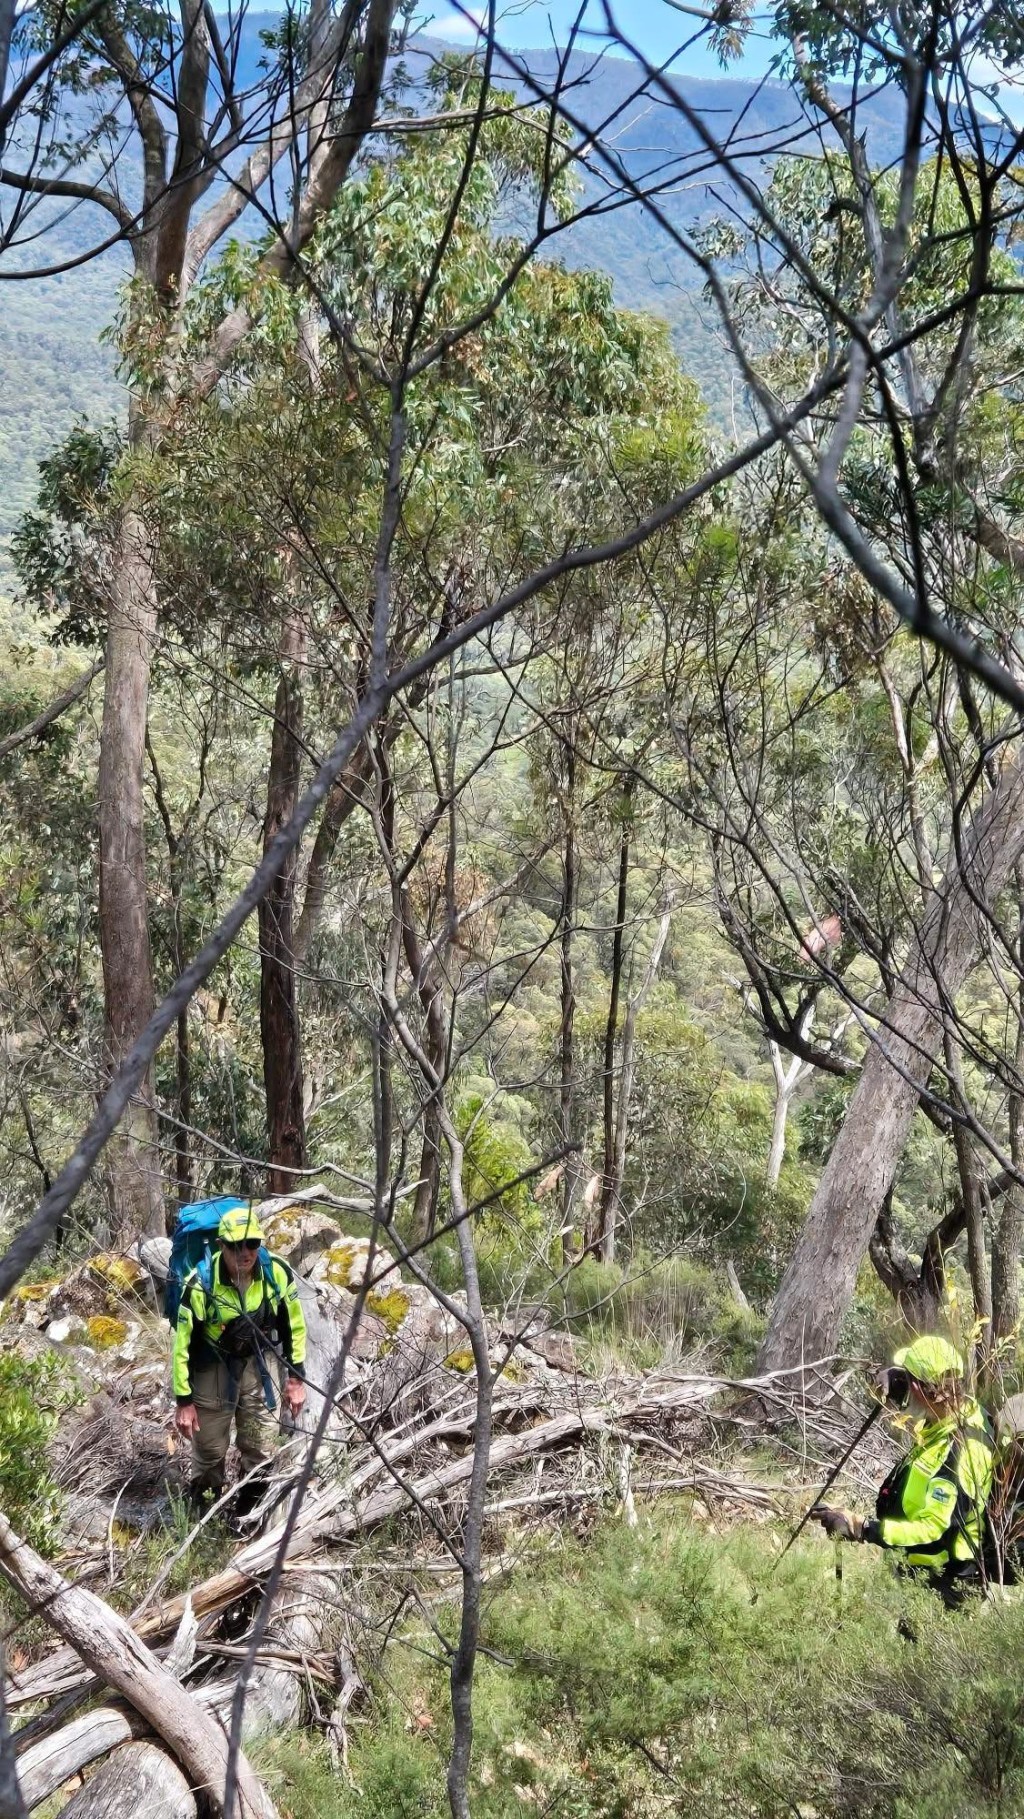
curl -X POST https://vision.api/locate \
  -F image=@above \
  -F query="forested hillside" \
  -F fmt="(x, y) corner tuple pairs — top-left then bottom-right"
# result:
(3, 2), (1024, 1816)
(0, 27), (913, 541)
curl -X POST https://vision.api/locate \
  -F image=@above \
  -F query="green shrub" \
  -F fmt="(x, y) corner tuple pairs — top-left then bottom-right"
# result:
(308, 1506), (1024, 1819)
(546, 1254), (764, 1374)
(0, 1349), (76, 1552)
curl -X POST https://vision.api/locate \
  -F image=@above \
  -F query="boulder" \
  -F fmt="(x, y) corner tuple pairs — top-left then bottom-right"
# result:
(1, 1278), (61, 1329)
(307, 1236), (400, 1293)
(261, 1207), (351, 1272)
(87, 1253), (147, 1297)
(45, 1315), (88, 1346)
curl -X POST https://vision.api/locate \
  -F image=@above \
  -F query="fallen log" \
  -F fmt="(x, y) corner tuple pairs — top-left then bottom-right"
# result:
(1, 1653), (27, 1819)
(17, 1709), (143, 1811)
(0, 1513), (277, 1819)
(235, 1571), (325, 1738)
(56, 1742), (195, 1819)
(8, 1367), (857, 1717)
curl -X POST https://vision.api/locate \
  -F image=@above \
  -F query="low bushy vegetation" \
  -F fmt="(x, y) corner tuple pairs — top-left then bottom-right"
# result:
(0, 1350), (76, 1552)
(257, 1506), (1024, 1818)
(546, 1255), (764, 1375)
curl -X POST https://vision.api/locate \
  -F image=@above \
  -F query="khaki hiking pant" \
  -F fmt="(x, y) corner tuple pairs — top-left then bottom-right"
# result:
(190, 1358), (279, 1496)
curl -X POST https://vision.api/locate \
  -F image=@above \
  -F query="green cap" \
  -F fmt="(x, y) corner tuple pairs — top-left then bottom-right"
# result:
(892, 1335), (964, 1385)
(218, 1204), (265, 1245)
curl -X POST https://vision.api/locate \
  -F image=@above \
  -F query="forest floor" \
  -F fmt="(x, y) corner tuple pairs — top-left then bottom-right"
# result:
(2, 1219), (1016, 1819)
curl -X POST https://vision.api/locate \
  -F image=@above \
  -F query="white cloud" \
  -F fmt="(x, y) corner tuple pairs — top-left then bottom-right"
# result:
(964, 52), (1024, 127)
(417, 6), (488, 40)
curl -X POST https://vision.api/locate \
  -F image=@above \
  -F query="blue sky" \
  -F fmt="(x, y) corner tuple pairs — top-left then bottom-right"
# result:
(415, 0), (780, 83)
(414, 0), (1024, 124)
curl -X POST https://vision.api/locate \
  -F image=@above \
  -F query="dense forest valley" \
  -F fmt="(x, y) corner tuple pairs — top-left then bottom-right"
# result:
(5, 2), (1024, 1814)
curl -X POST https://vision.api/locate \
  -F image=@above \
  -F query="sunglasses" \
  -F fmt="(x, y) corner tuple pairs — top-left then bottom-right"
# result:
(223, 1238), (261, 1253)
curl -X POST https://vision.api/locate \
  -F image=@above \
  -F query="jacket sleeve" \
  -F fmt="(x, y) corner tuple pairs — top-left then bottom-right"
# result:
(272, 1259), (307, 1378)
(873, 1473), (958, 1551)
(172, 1278), (202, 1403)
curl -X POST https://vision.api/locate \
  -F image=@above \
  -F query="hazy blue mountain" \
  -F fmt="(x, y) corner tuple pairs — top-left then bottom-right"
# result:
(0, 24), (915, 548)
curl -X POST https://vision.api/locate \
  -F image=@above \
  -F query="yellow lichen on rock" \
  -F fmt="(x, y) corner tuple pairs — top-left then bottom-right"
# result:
(13, 1281), (57, 1302)
(86, 1315), (129, 1350)
(321, 1242), (358, 1288)
(89, 1253), (143, 1293)
(263, 1209), (300, 1248)
(364, 1286), (410, 1334)
(443, 1348), (475, 1373)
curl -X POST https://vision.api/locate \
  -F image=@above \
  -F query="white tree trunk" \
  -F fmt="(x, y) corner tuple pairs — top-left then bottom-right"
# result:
(759, 741), (1024, 1373)
(600, 892), (674, 1266)
(98, 506), (164, 1243)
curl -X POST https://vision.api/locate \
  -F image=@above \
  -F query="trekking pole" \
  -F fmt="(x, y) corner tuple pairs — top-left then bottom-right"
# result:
(770, 1400), (882, 1574)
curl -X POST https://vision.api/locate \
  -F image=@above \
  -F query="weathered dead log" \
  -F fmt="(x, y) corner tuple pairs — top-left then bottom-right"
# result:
(1, 1653), (27, 1819)
(17, 1709), (143, 1811)
(7, 1384), (637, 1707)
(0, 1513), (277, 1819)
(15, 1671), (279, 1815)
(56, 1743), (195, 1819)
(8, 1367), (842, 1718)
(222, 1572), (325, 1739)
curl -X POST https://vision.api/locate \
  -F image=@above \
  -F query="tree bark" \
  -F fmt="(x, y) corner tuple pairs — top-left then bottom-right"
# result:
(0, 0), (14, 146)
(146, 733), (192, 1209)
(868, 1187), (958, 1332)
(600, 889), (674, 1265)
(0, 1514), (277, 1819)
(0, 659), (105, 761)
(558, 737), (579, 1254)
(292, 751), (373, 965)
(759, 742), (1024, 1373)
(766, 1040), (810, 1190)
(945, 1034), (991, 1332)
(402, 913), (446, 1246)
(17, 1708), (143, 1811)
(993, 877), (1024, 1341)
(258, 614), (308, 1195)
(56, 1743), (195, 1819)
(98, 504), (164, 1243)
(594, 785), (632, 1252)
(0, 1651), (27, 1819)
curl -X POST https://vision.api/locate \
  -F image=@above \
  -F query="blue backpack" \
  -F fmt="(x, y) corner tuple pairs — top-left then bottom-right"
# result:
(164, 1197), (274, 1325)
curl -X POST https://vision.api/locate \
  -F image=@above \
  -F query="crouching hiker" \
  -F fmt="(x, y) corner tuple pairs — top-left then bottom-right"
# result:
(172, 1205), (307, 1516)
(810, 1335), (994, 1606)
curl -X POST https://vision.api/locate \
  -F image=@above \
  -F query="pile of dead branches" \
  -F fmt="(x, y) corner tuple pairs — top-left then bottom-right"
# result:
(1, 1350), (889, 1819)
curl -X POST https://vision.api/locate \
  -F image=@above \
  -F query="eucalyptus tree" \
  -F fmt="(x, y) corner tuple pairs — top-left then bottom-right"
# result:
(3, 0), (399, 1231)
(712, 144), (1024, 1368)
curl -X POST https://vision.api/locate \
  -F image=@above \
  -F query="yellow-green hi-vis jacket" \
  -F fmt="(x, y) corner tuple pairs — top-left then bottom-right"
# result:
(172, 1250), (307, 1404)
(864, 1400), (994, 1574)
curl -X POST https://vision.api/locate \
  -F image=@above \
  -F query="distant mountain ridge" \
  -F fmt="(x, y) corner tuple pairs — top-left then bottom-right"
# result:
(0, 25), (914, 546)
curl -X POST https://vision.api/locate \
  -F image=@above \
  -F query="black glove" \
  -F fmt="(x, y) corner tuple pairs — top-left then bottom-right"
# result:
(872, 1366), (911, 1408)
(809, 1504), (864, 1541)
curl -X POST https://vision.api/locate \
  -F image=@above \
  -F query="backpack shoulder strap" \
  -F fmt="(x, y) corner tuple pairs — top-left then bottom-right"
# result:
(190, 1244), (215, 1310)
(259, 1248), (289, 1300)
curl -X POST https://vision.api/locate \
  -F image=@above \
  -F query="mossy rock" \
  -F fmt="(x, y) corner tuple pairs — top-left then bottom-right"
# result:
(321, 1242), (359, 1289)
(89, 1253), (144, 1294)
(85, 1315), (129, 1350)
(263, 1209), (301, 1248)
(364, 1287), (410, 1334)
(2, 1280), (58, 1325)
